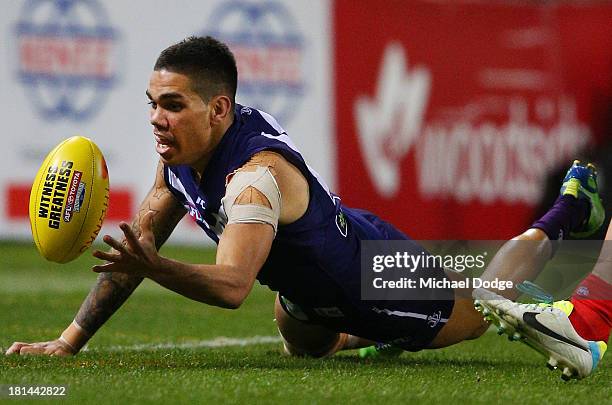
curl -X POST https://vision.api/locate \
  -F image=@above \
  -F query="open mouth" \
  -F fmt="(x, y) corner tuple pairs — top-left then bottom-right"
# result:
(156, 141), (171, 155)
(155, 134), (173, 156)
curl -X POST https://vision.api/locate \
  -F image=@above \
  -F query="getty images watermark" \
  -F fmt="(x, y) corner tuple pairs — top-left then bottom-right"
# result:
(370, 249), (512, 290)
(361, 240), (606, 301)
(361, 240), (505, 301)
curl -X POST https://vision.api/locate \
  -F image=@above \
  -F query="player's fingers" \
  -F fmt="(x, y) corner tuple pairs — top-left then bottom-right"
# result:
(92, 249), (121, 262)
(120, 222), (144, 255)
(5, 342), (29, 355)
(19, 344), (47, 355)
(102, 234), (129, 255)
(92, 262), (118, 273)
(92, 262), (131, 274)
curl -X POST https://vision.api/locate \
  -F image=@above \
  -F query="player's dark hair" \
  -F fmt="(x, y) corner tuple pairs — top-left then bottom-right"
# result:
(154, 36), (237, 105)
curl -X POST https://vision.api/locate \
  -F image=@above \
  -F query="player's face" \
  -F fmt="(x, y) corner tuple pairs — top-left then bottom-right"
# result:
(147, 70), (219, 171)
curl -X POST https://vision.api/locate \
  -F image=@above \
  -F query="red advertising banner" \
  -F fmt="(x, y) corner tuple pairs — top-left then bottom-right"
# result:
(334, 1), (612, 239)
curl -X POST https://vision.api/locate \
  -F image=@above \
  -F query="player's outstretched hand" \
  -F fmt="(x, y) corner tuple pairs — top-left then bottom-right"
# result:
(92, 210), (161, 276)
(5, 340), (75, 356)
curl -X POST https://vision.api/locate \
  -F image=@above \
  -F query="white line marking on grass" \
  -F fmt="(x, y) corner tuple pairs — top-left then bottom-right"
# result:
(85, 335), (282, 352)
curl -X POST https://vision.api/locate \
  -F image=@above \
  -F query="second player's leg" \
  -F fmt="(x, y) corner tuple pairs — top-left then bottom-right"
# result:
(428, 226), (565, 348)
(479, 228), (551, 300)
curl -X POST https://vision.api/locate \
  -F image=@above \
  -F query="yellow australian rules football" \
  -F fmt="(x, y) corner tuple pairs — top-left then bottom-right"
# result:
(29, 136), (110, 263)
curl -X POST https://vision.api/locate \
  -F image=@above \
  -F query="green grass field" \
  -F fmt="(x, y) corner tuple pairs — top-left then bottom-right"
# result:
(1, 242), (610, 404)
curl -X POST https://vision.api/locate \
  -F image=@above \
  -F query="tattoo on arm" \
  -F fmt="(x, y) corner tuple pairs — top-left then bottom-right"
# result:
(74, 271), (143, 335)
(136, 188), (185, 250)
(75, 163), (186, 335)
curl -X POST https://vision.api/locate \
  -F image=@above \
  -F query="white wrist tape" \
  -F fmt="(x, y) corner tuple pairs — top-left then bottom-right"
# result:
(58, 335), (77, 352)
(72, 320), (91, 338)
(222, 166), (281, 233)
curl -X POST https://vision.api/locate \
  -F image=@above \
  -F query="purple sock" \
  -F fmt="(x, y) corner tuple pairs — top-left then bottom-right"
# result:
(531, 195), (589, 241)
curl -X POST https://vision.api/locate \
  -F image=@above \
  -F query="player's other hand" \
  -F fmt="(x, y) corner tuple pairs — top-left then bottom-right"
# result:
(5, 340), (76, 356)
(92, 210), (161, 276)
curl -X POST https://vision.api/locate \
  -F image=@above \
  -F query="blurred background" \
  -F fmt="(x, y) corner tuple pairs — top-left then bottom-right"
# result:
(1, 0), (611, 245)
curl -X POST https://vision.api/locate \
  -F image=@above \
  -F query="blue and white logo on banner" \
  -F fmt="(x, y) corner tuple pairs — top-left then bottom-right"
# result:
(206, 1), (306, 124)
(14, 0), (121, 121)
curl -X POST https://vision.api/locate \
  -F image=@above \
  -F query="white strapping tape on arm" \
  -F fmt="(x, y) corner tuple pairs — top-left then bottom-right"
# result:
(222, 166), (282, 233)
